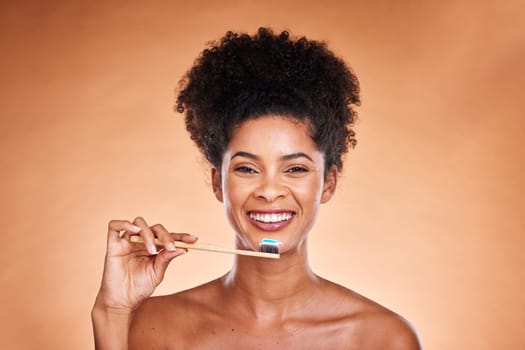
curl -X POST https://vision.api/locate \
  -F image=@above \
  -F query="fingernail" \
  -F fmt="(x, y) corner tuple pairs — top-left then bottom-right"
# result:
(150, 245), (158, 255)
(190, 234), (198, 240)
(167, 242), (176, 251)
(131, 225), (141, 232)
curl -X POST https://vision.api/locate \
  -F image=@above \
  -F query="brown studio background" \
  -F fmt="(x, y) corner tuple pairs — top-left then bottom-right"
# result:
(1, 1), (524, 349)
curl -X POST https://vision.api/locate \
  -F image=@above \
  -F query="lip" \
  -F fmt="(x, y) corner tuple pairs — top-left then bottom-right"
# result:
(246, 209), (296, 232)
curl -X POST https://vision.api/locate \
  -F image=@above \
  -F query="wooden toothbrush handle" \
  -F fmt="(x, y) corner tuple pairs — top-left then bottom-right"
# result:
(128, 235), (279, 259)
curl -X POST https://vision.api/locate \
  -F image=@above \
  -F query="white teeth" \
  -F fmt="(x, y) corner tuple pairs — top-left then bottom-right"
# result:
(249, 212), (293, 223)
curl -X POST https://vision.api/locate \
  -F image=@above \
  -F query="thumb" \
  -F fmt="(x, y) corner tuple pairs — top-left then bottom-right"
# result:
(153, 249), (186, 282)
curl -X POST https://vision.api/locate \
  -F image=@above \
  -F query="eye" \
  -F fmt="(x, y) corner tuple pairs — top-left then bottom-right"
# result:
(234, 166), (258, 174)
(286, 166), (309, 173)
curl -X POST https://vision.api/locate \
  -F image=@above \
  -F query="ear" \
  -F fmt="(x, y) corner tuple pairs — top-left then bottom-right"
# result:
(320, 165), (338, 203)
(211, 167), (223, 203)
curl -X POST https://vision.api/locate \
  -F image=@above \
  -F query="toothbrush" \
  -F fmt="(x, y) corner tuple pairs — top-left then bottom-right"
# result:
(129, 235), (280, 259)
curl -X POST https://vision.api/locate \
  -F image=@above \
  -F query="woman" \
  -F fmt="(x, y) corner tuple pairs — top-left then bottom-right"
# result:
(92, 28), (421, 349)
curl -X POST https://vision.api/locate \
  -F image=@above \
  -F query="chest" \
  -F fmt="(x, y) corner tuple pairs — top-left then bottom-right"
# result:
(178, 322), (355, 350)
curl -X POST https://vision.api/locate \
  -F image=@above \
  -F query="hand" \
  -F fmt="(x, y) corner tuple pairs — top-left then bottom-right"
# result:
(93, 217), (198, 314)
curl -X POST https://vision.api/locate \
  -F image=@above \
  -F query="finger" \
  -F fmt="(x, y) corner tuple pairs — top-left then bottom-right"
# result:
(132, 217), (158, 255)
(107, 220), (141, 243)
(150, 224), (177, 252)
(124, 238), (151, 255)
(159, 232), (198, 253)
(153, 248), (186, 280)
(168, 232), (199, 244)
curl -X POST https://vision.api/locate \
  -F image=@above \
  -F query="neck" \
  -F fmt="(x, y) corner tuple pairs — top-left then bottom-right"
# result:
(220, 242), (320, 322)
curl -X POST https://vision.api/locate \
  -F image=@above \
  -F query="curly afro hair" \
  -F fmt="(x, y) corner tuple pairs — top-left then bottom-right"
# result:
(176, 27), (360, 173)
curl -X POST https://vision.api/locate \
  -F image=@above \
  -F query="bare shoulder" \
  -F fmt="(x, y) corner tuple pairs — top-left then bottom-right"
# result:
(359, 307), (421, 350)
(319, 278), (421, 350)
(129, 278), (223, 349)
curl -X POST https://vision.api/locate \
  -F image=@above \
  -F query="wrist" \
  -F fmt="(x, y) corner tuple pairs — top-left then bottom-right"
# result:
(92, 293), (136, 318)
(92, 302), (133, 318)
(92, 298), (134, 350)
(92, 304), (133, 324)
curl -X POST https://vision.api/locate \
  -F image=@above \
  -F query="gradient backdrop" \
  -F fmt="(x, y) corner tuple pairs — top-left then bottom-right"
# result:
(1, 1), (524, 349)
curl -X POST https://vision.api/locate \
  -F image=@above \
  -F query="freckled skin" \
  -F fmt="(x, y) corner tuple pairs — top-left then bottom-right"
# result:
(128, 116), (421, 350)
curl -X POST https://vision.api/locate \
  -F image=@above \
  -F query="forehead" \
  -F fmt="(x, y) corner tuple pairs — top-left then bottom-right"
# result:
(228, 115), (318, 152)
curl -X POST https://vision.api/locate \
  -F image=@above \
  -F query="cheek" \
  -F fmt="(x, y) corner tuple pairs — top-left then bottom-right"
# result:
(223, 178), (251, 209)
(293, 178), (324, 205)
(222, 181), (253, 232)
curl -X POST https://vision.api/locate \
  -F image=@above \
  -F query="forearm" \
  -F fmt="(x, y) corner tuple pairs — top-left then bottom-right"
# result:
(92, 303), (133, 350)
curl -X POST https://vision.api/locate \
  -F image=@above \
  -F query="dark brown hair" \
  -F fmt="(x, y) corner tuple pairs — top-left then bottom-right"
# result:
(176, 27), (360, 172)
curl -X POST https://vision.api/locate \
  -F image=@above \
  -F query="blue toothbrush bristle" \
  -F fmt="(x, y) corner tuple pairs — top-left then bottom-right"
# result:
(258, 238), (281, 254)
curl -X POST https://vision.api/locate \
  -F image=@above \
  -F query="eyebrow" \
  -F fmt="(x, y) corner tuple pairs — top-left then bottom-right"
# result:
(231, 151), (314, 162)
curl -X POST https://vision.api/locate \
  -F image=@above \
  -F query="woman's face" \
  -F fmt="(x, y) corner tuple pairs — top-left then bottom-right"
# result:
(212, 115), (337, 253)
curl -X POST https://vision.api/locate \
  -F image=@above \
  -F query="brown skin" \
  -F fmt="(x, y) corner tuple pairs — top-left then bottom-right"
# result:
(93, 116), (421, 349)
(129, 267), (420, 349)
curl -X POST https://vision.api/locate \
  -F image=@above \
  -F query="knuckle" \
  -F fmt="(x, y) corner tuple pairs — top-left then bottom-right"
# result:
(152, 224), (169, 236)
(151, 223), (163, 230)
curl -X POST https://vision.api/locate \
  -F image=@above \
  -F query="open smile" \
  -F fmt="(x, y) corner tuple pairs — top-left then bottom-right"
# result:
(246, 210), (296, 231)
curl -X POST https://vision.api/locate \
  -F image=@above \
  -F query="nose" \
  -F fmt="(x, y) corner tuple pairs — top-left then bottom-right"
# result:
(253, 174), (287, 202)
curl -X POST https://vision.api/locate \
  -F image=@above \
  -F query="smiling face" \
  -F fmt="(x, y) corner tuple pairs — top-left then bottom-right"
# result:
(211, 115), (337, 253)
